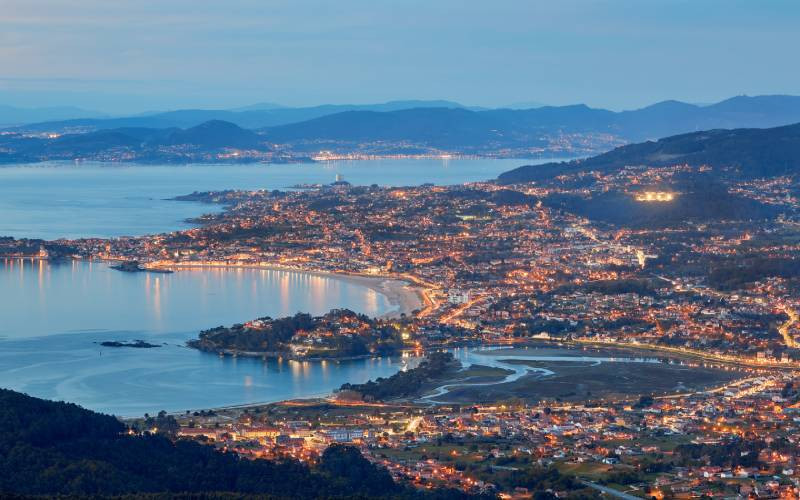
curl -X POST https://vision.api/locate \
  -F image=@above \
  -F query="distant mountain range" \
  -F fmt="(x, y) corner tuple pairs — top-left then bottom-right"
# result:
(0, 105), (105, 126)
(0, 120), (273, 164)
(259, 95), (800, 151)
(7, 99), (477, 132)
(497, 121), (800, 183)
(6, 95), (800, 145)
(3, 95), (800, 163)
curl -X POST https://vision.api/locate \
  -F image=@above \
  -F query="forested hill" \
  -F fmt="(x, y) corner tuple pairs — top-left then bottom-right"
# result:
(0, 388), (477, 498)
(498, 122), (800, 184)
(13, 95), (800, 143)
(0, 120), (271, 164)
(5, 95), (800, 163)
(260, 96), (800, 151)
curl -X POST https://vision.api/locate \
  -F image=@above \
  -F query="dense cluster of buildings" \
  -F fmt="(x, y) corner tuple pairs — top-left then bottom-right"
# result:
(167, 368), (800, 498)
(5, 161), (800, 496)
(25, 163), (792, 366)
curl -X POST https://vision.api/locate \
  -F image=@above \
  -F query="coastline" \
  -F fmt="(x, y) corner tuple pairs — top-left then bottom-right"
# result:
(175, 341), (752, 416)
(4, 256), (426, 319)
(142, 261), (426, 319)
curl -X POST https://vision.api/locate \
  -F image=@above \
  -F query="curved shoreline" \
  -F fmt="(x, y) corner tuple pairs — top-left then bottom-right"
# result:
(147, 261), (426, 319)
(9, 256), (426, 319)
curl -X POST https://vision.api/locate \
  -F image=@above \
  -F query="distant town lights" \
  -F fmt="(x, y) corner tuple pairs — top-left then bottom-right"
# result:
(634, 191), (676, 202)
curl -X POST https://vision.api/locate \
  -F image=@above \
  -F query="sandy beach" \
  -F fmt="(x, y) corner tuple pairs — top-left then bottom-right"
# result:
(145, 261), (426, 318)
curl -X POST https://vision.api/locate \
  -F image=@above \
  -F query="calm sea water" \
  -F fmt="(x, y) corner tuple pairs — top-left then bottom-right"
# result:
(0, 258), (401, 415)
(0, 259), (393, 340)
(0, 158), (558, 240)
(0, 158), (562, 416)
(0, 330), (418, 417)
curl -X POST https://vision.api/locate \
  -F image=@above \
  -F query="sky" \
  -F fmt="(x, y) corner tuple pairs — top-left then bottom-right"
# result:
(1, 0), (799, 114)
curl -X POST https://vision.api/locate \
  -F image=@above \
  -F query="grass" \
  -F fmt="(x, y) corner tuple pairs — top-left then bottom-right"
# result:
(378, 445), (483, 467)
(601, 434), (692, 452)
(457, 364), (513, 379)
(556, 461), (612, 478)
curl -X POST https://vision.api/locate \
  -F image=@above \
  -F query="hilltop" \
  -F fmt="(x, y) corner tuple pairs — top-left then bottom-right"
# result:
(498, 121), (800, 184)
(11, 95), (800, 141)
(7, 99), (476, 132)
(0, 120), (274, 164)
(4, 95), (800, 162)
(0, 387), (477, 498)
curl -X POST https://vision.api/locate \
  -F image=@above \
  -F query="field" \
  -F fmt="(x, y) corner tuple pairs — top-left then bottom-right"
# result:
(427, 352), (746, 405)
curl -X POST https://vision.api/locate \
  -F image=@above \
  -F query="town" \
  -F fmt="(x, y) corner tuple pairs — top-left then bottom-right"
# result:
(3, 162), (797, 365)
(145, 367), (800, 499)
(2, 160), (800, 498)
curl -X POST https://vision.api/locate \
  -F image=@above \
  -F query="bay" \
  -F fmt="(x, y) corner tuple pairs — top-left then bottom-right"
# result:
(0, 259), (394, 340)
(0, 258), (405, 416)
(0, 158), (563, 416)
(0, 158), (561, 240)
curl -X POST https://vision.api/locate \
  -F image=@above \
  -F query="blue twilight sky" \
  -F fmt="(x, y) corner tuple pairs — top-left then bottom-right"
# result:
(1, 0), (798, 114)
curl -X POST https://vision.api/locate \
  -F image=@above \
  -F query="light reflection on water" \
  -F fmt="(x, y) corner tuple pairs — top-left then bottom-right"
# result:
(1, 258), (393, 340)
(0, 258), (407, 416)
(0, 159), (575, 413)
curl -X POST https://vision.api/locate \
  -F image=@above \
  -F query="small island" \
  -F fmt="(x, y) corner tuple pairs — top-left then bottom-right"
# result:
(98, 340), (162, 349)
(110, 260), (173, 274)
(187, 309), (404, 360)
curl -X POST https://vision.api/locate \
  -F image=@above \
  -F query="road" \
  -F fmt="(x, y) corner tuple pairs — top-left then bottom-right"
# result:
(580, 480), (643, 499)
(571, 338), (799, 370)
(778, 306), (799, 348)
